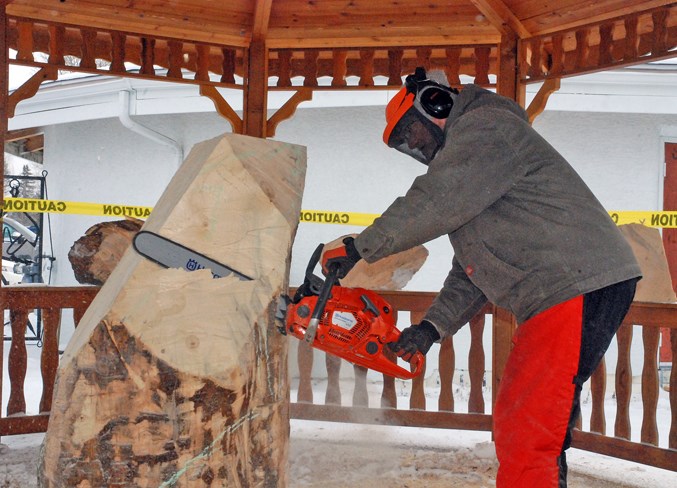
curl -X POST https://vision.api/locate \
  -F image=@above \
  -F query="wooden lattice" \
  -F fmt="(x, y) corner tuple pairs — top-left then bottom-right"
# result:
(519, 4), (677, 83)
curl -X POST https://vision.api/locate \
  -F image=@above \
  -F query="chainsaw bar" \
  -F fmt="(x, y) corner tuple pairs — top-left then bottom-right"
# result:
(133, 231), (253, 281)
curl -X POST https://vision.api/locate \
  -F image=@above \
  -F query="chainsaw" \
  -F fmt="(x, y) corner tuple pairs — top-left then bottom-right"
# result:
(132, 232), (423, 379)
(280, 244), (424, 380)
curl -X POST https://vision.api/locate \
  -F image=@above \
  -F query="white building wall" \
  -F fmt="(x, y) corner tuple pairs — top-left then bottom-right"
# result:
(534, 110), (677, 211)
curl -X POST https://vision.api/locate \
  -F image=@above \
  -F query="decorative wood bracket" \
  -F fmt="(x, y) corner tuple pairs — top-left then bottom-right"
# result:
(199, 85), (312, 138)
(267, 88), (313, 137)
(526, 77), (560, 124)
(199, 85), (243, 134)
(8, 66), (57, 118)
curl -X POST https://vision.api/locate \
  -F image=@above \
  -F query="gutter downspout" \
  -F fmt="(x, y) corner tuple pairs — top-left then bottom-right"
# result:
(118, 90), (183, 167)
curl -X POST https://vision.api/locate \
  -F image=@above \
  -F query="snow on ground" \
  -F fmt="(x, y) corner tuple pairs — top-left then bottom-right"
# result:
(1, 344), (676, 487)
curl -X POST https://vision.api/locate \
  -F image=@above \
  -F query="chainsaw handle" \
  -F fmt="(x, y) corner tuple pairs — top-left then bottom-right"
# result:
(305, 244), (324, 281)
(311, 263), (339, 322)
(304, 246), (341, 344)
(372, 348), (425, 380)
(405, 351), (426, 379)
(385, 350), (425, 380)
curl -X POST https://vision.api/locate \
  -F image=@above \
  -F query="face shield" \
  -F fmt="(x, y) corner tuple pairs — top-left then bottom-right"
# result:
(385, 108), (445, 165)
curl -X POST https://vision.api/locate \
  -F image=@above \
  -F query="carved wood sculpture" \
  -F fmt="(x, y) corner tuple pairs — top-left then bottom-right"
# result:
(296, 245), (429, 407)
(39, 133), (306, 487)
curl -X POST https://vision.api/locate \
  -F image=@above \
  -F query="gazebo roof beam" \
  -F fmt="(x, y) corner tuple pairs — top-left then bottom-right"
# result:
(470, 0), (531, 39)
(252, 0), (273, 43)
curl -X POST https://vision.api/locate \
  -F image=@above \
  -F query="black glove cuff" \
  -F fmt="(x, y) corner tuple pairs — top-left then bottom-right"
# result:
(342, 236), (362, 263)
(419, 319), (441, 342)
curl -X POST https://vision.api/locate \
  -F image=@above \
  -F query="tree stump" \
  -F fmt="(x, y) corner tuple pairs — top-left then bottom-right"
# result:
(39, 133), (306, 487)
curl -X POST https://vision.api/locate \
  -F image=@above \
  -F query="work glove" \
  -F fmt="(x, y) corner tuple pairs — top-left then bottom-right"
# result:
(320, 234), (361, 279)
(388, 320), (440, 361)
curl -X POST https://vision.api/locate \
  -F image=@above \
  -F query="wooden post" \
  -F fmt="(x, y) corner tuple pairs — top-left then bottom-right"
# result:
(243, 39), (268, 138)
(1, 3), (8, 239)
(497, 31), (522, 105)
(492, 307), (517, 410)
(0, 4), (8, 442)
(39, 134), (307, 487)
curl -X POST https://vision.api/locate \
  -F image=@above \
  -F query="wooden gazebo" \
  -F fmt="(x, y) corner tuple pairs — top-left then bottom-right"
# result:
(3, 1), (677, 141)
(1, 0), (677, 481)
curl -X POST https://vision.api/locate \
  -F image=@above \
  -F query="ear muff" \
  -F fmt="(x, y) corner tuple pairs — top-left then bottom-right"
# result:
(404, 67), (456, 120)
(418, 84), (454, 119)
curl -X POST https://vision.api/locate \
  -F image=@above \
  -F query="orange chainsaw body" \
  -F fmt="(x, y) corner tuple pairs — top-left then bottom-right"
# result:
(285, 284), (424, 380)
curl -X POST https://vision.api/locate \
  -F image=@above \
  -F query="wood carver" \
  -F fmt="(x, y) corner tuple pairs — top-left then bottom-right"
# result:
(39, 133), (306, 487)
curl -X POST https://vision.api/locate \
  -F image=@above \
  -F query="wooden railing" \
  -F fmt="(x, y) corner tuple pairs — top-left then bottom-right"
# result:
(1, 286), (676, 472)
(519, 4), (677, 83)
(6, 16), (498, 91)
(0, 286), (98, 435)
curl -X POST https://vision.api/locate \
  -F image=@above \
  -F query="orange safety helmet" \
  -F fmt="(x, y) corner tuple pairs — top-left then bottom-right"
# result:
(383, 86), (416, 146)
(382, 67), (457, 164)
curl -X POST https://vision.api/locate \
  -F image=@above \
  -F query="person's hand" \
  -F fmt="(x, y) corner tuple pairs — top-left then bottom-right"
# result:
(388, 320), (440, 361)
(320, 234), (361, 279)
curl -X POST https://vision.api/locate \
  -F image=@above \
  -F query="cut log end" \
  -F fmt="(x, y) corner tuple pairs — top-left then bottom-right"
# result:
(68, 219), (143, 285)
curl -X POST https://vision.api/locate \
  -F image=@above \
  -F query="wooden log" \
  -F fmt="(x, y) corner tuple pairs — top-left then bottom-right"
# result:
(68, 218), (143, 285)
(618, 223), (677, 303)
(340, 245), (428, 291)
(39, 133), (306, 487)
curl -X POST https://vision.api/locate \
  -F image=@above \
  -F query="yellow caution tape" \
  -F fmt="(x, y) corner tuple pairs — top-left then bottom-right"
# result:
(608, 211), (677, 228)
(3, 198), (677, 228)
(299, 209), (380, 227)
(1, 197), (153, 218)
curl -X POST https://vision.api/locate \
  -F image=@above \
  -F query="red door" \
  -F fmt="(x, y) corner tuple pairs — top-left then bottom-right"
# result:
(660, 142), (677, 363)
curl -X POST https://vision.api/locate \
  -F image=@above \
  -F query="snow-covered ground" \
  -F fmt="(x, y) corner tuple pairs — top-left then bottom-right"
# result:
(1, 343), (676, 487)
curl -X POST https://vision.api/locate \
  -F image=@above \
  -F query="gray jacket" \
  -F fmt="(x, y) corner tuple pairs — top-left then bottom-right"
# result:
(354, 85), (641, 337)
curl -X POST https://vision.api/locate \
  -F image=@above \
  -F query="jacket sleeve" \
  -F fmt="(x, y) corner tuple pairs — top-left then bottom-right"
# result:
(424, 256), (488, 338)
(354, 107), (527, 262)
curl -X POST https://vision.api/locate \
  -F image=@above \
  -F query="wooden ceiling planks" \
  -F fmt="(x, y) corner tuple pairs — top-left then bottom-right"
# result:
(267, 0), (500, 48)
(6, 0), (255, 46)
(509, 0), (675, 36)
(2, 0), (501, 48)
(7, 0), (675, 50)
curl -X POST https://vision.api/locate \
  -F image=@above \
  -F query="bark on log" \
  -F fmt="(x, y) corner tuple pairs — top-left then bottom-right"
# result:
(68, 219), (143, 285)
(39, 133), (306, 487)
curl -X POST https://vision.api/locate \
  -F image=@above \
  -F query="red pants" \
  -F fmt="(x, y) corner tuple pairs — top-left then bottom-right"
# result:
(493, 279), (636, 487)
(494, 297), (582, 487)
